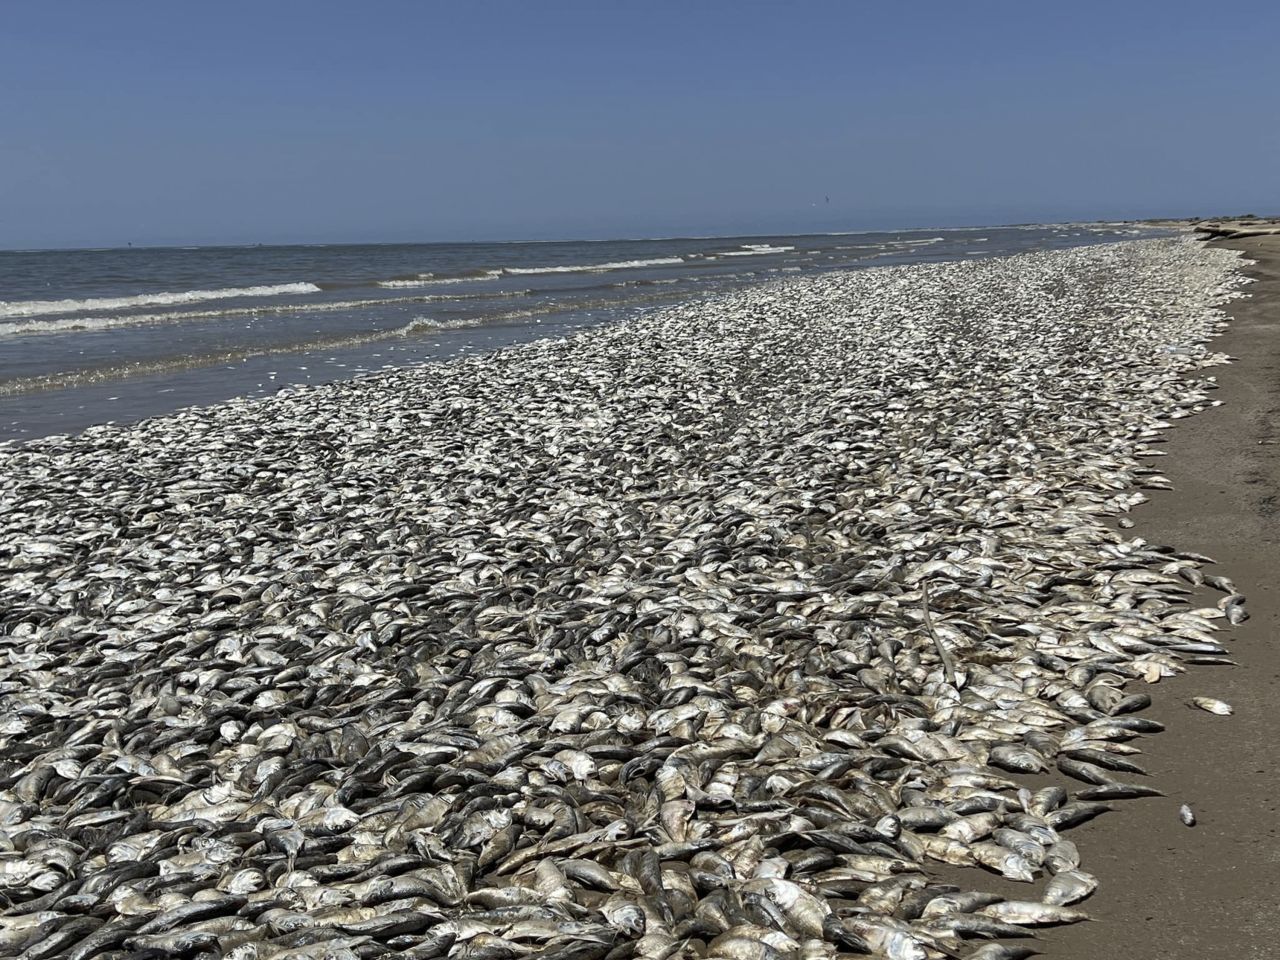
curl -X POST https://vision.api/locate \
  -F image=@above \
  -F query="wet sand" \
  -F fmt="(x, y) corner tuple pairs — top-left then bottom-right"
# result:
(1046, 234), (1280, 958)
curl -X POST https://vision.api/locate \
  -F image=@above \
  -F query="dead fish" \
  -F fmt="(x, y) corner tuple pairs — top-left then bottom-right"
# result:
(964, 946), (1040, 960)
(0, 238), (1248, 960)
(1046, 802), (1112, 830)
(979, 901), (1090, 926)
(1190, 697), (1234, 716)
(1074, 783), (1164, 801)
(1042, 869), (1097, 906)
(1056, 757), (1116, 786)
(1043, 841), (1080, 875)
(1221, 594), (1248, 624)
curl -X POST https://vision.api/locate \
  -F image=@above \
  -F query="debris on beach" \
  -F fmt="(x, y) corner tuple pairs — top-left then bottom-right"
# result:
(1190, 696), (1235, 715)
(0, 238), (1247, 959)
(1220, 593), (1249, 624)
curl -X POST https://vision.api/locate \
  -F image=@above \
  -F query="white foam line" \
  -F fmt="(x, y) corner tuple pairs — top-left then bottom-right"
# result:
(716, 245), (797, 257)
(0, 288), (544, 338)
(503, 257), (684, 275)
(378, 271), (503, 287)
(0, 283), (323, 320)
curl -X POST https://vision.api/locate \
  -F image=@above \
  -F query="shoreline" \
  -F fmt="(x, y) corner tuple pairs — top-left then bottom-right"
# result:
(0, 225), (1165, 445)
(1043, 234), (1280, 959)
(0, 237), (1261, 960)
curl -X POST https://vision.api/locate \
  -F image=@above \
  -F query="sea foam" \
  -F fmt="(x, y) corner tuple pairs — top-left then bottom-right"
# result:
(715, 245), (797, 257)
(502, 257), (684, 275)
(378, 271), (503, 287)
(0, 283), (323, 320)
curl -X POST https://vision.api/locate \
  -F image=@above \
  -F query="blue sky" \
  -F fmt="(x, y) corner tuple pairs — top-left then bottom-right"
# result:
(2, 1), (1276, 248)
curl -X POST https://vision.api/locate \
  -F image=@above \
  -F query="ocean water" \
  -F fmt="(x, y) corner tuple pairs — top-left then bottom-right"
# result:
(0, 224), (1163, 442)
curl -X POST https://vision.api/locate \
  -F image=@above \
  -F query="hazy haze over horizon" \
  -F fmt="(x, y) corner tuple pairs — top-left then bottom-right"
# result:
(2, 0), (1276, 250)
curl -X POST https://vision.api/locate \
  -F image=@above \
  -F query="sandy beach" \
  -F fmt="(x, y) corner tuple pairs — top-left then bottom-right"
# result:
(1044, 234), (1280, 959)
(5, 3), (1274, 954)
(0, 236), (1267, 960)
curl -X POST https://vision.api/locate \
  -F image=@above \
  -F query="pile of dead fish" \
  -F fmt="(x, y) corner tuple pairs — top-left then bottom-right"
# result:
(0, 238), (1248, 960)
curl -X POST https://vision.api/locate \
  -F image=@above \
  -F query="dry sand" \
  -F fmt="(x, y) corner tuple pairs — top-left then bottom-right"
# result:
(1043, 235), (1280, 958)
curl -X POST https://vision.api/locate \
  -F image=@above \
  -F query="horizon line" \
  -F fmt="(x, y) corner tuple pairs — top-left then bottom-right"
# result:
(0, 216), (1193, 256)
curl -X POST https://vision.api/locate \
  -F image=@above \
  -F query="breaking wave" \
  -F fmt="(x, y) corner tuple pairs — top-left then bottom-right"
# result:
(713, 245), (797, 257)
(0, 283), (323, 320)
(376, 258), (685, 285)
(0, 289), (534, 338)
(377, 271), (504, 287)
(502, 257), (684, 275)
